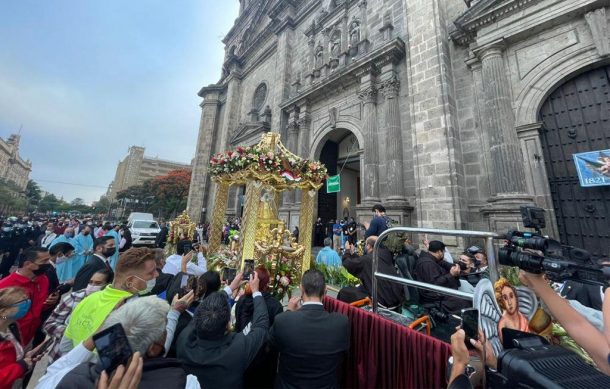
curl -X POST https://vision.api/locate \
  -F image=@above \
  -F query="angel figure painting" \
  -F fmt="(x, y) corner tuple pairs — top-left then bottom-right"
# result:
(495, 278), (530, 340)
(473, 278), (538, 357)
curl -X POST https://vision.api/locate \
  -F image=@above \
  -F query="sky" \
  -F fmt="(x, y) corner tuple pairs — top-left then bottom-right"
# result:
(0, 0), (239, 205)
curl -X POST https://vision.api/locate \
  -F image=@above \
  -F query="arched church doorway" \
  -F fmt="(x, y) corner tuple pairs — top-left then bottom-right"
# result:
(316, 129), (361, 224)
(539, 65), (610, 259)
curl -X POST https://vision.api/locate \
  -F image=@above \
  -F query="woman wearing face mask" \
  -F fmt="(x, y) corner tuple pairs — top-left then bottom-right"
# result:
(43, 269), (113, 363)
(0, 287), (44, 388)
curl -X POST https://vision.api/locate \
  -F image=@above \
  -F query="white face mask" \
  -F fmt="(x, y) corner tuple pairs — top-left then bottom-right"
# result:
(133, 276), (156, 295)
(85, 284), (103, 295)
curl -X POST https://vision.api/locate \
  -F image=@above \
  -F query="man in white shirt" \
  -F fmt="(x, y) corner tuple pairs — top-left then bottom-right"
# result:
(162, 240), (207, 276)
(40, 223), (58, 248)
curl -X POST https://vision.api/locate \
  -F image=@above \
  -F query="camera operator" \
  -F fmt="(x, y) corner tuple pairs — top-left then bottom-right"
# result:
(519, 270), (610, 375)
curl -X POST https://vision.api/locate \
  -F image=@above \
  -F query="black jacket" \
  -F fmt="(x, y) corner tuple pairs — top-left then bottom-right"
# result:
(156, 226), (168, 247)
(413, 251), (469, 313)
(342, 248), (404, 308)
(235, 293), (284, 388)
(56, 357), (190, 389)
(269, 304), (350, 389)
(72, 254), (113, 291)
(177, 294), (269, 389)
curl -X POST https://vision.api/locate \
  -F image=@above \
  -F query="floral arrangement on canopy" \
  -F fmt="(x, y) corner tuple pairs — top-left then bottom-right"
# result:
(207, 248), (240, 271)
(261, 254), (299, 301)
(209, 145), (327, 185)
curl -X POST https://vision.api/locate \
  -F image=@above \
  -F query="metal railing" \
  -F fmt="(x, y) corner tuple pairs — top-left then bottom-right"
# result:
(371, 227), (501, 313)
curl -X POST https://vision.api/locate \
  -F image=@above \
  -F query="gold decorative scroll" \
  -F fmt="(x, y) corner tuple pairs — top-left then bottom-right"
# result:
(298, 188), (316, 274)
(208, 182), (230, 254)
(238, 181), (263, 267)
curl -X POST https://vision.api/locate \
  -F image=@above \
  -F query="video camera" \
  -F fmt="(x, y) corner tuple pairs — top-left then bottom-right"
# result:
(483, 329), (610, 388)
(498, 206), (610, 286)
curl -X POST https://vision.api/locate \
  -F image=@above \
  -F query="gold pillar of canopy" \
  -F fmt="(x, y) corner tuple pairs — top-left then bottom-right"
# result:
(206, 132), (326, 275)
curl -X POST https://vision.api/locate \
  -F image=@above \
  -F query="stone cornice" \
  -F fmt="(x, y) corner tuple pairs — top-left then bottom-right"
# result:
(450, 0), (539, 46)
(198, 84), (225, 99)
(280, 38), (406, 109)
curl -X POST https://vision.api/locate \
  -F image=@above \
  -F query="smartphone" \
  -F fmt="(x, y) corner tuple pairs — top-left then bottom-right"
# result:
(55, 283), (72, 295)
(30, 337), (54, 359)
(223, 267), (237, 284)
(182, 243), (193, 254)
(243, 259), (255, 280)
(93, 323), (133, 374)
(461, 308), (479, 349)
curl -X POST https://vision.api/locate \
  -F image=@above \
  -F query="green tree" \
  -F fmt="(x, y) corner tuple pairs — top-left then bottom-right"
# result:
(38, 193), (62, 213)
(71, 198), (85, 206)
(25, 180), (42, 211)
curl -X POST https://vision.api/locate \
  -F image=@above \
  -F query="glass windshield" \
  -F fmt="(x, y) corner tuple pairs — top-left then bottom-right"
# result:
(132, 221), (159, 229)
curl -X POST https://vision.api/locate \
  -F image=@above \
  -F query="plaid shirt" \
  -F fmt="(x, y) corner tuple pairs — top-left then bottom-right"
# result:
(43, 289), (87, 363)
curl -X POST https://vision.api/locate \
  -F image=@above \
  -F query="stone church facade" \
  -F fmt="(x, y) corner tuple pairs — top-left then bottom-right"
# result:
(187, 0), (610, 258)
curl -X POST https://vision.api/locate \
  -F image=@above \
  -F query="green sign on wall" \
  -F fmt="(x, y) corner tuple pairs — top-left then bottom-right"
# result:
(326, 175), (340, 193)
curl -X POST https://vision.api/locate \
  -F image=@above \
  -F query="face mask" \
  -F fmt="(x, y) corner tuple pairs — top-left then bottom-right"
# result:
(102, 247), (116, 258)
(6, 299), (31, 320)
(33, 263), (52, 276)
(133, 276), (156, 295)
(85, 284), (103, 295)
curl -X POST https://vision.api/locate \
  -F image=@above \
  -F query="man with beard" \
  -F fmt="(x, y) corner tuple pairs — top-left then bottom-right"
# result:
(72, 236), (115, 291)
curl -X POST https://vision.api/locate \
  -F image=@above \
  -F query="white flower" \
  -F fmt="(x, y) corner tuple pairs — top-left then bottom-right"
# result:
(280, 276), (290, 286)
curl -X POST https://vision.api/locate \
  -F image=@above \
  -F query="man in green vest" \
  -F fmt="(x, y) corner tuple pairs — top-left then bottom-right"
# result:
(61, 247), (159, 352)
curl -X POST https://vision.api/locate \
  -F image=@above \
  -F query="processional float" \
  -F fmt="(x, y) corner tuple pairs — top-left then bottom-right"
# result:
(207, 132), (327, 277)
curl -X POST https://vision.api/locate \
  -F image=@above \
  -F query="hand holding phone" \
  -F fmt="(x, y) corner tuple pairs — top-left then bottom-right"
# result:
(93, 323), (134, 374)
(460, 308), (479, 349)
(243, 259), (255, 280)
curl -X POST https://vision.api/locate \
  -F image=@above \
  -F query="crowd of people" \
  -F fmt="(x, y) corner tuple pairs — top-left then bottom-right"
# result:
(2, 204), (609, 388)
(0, 212), (351, 388)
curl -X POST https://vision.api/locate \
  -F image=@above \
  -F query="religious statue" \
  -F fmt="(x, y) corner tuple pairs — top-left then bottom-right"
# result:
(494, 277), (531, 341)
(254, 220), (305, 263)
(473, 278), (538, 357)
(314, 44), (324, 69)
(330, 30), (341, 58)
(349, 18), (360, 46)
(255, 189), (281, 242)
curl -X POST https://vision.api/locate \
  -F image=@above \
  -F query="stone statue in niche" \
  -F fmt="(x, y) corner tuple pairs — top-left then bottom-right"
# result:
(329, 107), (337, 129)
(349, 17), (360, 56)
(330, 30), (341, 58)
(314, 44), (324, 69)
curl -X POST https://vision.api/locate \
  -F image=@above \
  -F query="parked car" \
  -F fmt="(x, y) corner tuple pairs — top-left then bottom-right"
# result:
(128, 218), (160, 246)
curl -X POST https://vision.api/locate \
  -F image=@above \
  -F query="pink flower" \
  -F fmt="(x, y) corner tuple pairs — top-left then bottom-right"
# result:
(280, 276), (290, 286)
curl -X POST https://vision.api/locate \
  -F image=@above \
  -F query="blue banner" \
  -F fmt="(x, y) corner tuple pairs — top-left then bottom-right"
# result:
(573, 149), (610, 187)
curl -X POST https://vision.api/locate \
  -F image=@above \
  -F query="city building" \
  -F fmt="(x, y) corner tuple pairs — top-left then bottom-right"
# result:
(187, 0), (610, 258)
(107, 146), (192, 200)
(0, 133), (31, 192)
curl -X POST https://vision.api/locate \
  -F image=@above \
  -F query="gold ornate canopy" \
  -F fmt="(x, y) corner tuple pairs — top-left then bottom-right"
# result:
(207, 132), (326, 274)
(166, 211), (196, 255)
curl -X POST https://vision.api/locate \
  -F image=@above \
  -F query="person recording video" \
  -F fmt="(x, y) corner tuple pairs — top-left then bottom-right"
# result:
(519, 270), (610, 376)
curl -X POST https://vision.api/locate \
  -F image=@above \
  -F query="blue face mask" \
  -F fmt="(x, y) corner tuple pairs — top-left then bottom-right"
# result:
(9, 299), (31, 320)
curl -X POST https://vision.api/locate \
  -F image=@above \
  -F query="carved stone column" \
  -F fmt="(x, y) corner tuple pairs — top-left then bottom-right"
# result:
(477, 42), (533, 230)
(380, 75), (407, 205)
(480, 44), (528, 195)
(186, 86), (222, 223)
(358, 83), (381, 205)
